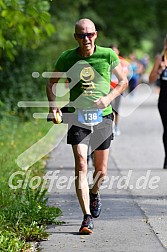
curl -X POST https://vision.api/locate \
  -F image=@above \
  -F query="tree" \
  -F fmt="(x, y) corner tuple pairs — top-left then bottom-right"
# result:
(0, 0), (55, 117)
(0, 0), (55, 66)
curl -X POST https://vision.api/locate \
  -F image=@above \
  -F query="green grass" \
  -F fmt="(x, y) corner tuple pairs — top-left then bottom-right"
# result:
(0, 116), (66, 251)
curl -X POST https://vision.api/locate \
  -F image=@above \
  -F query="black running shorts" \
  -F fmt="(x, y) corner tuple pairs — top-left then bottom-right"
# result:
(67, 113), (114, 150)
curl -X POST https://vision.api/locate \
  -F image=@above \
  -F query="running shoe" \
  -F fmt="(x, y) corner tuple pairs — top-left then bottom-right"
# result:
(79, 215), (94, 234)
(90, 191), (102, 218)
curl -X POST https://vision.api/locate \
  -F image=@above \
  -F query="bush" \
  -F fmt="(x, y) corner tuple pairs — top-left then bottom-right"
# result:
(0, 49), (48, 120)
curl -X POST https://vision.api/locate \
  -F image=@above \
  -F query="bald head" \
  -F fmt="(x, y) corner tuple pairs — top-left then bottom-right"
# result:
(75, 18), (96, 33)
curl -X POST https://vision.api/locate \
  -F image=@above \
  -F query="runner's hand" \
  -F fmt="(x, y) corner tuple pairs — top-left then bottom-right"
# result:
(47, 108), (62, 124)
(94, 96), (111, 109)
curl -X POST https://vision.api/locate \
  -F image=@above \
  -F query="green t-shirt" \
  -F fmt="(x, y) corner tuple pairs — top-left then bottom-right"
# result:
(55, 45), (119, 116)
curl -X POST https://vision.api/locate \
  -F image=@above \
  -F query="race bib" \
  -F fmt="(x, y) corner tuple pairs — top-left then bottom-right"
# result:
(77, 109), (102, 126)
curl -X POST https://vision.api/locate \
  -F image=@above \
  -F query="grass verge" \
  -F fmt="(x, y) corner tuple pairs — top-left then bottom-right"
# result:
(0, 116), (66, 251)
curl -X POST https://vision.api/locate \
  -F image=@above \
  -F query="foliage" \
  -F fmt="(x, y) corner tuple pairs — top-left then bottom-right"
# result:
(48, 0), (167, 57)
(0, 230), (26, 252)
(0, 187), (62, 239)
(81, 0), (167, 55)
(0, 48), (48, 120)
(0, 118), (64, 251)
(0, 187), (62, 251)
(0, 0), (55, 119)
(0, 0), (55, 64)
(154, 0), (167, 52)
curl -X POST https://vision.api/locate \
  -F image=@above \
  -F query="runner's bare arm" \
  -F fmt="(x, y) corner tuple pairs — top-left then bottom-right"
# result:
(110, 63), (129, 97)
(149, 54), (164, 83)
(46, 68), (62, 123)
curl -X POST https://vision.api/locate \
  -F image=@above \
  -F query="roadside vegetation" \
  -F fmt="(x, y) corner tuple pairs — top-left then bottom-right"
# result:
(0, 118), (63, 251)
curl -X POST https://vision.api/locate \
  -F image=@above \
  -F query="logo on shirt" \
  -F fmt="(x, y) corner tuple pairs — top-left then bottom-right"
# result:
(80, 66), (95, 95)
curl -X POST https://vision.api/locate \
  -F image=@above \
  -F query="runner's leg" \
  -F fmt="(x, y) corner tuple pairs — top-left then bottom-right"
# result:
(72, 144), (91, 215)
(91, 148), (109, 194)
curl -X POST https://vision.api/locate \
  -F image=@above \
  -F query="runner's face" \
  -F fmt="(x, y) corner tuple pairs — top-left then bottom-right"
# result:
(74, 21), (97, 53)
